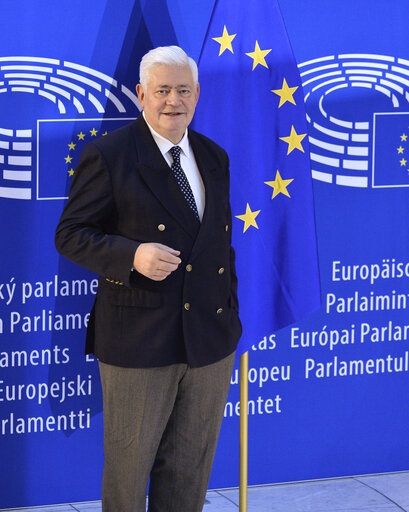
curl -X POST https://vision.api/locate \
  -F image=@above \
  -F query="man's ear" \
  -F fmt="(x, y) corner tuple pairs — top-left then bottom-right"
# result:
(136, 84), (144, 105)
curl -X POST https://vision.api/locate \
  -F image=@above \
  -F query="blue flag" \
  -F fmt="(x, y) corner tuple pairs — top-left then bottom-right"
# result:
(193, 0), (321, 355)
(373, 112), (409, 188)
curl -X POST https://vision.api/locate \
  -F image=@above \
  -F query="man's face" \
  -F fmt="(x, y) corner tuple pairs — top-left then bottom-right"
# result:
(136, 64), (200, 144)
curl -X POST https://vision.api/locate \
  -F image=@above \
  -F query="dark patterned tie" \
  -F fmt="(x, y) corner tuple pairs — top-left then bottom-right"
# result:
(169, 145), (200, 220)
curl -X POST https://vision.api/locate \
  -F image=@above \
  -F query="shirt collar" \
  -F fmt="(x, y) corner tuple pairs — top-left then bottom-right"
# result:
(143, 111), (191, 159)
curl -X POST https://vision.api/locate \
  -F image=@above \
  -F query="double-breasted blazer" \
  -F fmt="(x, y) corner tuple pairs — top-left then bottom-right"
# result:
(55, 115), (242, 368)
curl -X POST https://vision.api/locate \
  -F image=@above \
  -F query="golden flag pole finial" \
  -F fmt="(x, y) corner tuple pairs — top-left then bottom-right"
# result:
(239, 351), (249, 512)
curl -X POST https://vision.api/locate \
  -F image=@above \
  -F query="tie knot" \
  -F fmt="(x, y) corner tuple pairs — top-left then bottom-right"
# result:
(170, 146), (181, 161)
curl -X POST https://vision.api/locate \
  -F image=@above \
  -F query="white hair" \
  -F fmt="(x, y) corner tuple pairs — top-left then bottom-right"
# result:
(139, 46), (198, 89)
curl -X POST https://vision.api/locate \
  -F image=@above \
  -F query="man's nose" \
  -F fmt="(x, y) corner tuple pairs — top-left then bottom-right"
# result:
(166, 89), (181, 105)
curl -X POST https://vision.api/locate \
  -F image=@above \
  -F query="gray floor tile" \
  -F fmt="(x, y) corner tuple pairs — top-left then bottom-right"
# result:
(356, 472), (409, 508)
(2, 507), (74, 512)
(320, 509), (405, 512)
(4, 472), (409, 512)
(71, 502), (102, 511)
(204, 491), (239, 511)
(71, 493), (240, 511)
(219, 478), (396, 512)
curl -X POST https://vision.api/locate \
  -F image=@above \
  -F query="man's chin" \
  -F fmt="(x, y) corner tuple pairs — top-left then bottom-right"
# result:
(160, 120), (189, 141)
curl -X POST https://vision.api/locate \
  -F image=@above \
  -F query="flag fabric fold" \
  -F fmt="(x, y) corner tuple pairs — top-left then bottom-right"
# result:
(193, 0), (321, 355)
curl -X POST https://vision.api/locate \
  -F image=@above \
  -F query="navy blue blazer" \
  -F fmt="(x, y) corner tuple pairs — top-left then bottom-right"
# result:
(55, 115), (241, 368)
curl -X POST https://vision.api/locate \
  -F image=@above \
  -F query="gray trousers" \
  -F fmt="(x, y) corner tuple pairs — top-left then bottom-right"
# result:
(99, 352), (235, 512)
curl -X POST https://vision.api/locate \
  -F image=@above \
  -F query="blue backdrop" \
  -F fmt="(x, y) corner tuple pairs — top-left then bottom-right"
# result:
(0, 0), (408, 508)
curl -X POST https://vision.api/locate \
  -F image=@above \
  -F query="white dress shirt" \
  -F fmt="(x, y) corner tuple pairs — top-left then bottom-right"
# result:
(143, 112), (205, 221)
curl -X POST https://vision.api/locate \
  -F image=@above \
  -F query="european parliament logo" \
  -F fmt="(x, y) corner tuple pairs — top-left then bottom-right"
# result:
(2, 54), (409, 197)
(0, 56), (140, 201)
(299, 53), (409, 188)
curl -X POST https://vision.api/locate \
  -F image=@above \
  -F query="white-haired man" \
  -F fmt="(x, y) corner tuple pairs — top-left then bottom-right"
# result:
(55, 46), (241, 512)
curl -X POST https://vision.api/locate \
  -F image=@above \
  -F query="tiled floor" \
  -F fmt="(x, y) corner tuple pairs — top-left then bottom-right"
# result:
(2, 471), (408, 511)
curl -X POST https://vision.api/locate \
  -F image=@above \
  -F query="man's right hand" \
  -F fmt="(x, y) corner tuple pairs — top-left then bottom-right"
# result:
(133, 243), (181, 281)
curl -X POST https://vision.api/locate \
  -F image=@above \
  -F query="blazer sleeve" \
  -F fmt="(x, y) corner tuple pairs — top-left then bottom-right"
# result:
(226, 154), (239, 312)
(55, 142), (139, 287)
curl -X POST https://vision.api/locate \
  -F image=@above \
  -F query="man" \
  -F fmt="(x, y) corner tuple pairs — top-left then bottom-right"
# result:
(55, 46), (241, 512)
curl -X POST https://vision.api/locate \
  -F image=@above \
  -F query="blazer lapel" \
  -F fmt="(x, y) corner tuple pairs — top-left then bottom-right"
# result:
(131, 116), (200, 239)
(189, 131), (228, 254)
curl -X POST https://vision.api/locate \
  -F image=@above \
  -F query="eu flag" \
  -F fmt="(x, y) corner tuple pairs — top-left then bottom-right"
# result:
(193, 0), (321, 354)
(373, 112), (409, 188)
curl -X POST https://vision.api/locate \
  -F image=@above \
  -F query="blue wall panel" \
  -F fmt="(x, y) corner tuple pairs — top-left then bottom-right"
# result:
(0, 1), (408, 508)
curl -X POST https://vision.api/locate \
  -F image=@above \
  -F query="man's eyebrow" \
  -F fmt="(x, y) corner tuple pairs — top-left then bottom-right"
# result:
(155, 84), (192, 88)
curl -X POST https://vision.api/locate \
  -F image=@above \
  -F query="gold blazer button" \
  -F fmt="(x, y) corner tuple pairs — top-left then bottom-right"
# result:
(216, 308), (223, 315)
(158, 224), (166, 231)
(186, 264), (193, 272)
(218, 267), (225, 274)
(184, 302), (191, 311)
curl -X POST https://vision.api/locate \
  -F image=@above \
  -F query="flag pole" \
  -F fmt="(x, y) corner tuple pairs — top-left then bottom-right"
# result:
(239, 351), (248, 512)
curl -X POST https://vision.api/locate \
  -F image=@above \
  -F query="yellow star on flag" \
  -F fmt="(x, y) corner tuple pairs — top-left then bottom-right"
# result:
(102, 131), (108, 136)
(280, 125), (306, 155)
(401, 133), (407, 141)
(265, 170), (294, 198)
(212, 25), (236, 55)
(77, 132), (85, 140)
(397, 146), (404, 154)
(64, 155), (73, 164)
(68, 142), (76, 150)
(235, 203), (261, 233)
(90, 128), (98, 136)
(400, 158), (407, 166)
(245, 41), (272, 70)
(271, 78), (298, 108)
(68, 169), (75, 176)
